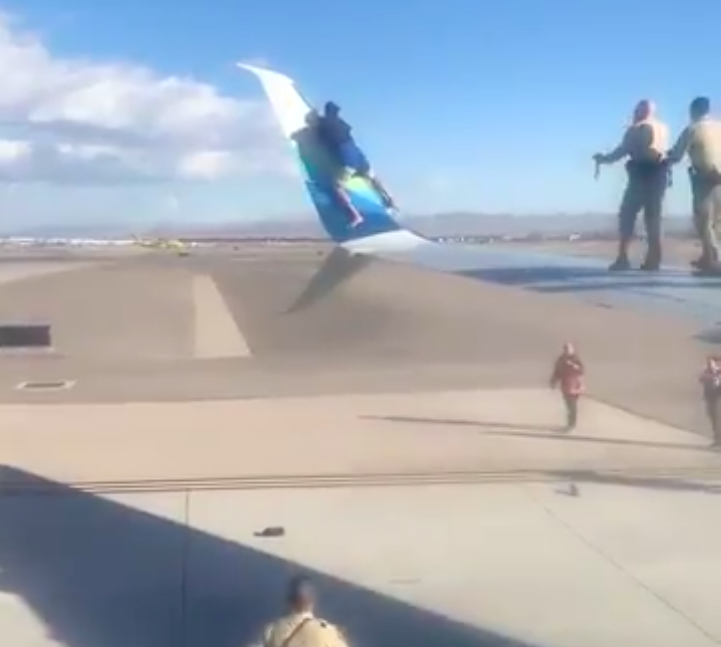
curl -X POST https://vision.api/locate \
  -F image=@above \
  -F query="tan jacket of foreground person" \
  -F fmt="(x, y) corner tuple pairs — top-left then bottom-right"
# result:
(251, 576), (350, 647)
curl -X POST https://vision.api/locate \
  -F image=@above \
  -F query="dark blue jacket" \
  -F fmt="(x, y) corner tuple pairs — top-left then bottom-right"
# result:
(320, 115), (352, 148)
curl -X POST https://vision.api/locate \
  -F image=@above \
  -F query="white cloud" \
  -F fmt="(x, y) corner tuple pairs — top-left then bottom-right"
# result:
(177, 151), (235, 180)
(0, 138), (30, 161)
(0, 12), (287, 184)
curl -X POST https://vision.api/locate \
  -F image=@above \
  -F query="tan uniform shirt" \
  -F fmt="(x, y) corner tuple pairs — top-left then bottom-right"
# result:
(604, 117), (669, 163)
(258, 612), (350, 647)
(667, 116), (721, 174)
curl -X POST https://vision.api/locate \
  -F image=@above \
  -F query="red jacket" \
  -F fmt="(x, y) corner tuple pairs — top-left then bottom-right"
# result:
(700, 366), (721, 399)
(551, 354), (585, 395)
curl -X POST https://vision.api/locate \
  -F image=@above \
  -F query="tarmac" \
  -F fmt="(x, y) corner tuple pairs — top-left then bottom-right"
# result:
(1, 243), (721, 647)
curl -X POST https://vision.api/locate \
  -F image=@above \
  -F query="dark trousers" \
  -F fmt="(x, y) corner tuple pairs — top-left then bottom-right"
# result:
(618, 163), (668, 264)
(704, 395), (721, 443)
(563, 393), (579, 429)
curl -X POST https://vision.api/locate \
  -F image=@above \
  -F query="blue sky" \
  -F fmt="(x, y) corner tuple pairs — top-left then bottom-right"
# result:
(0, 0), (718, 229)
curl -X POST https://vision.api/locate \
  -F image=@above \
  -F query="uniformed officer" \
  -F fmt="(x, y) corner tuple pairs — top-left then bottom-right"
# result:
(594, 100), (670, 271)
(252, 576), (350, 647)
(666, 96), (721, 273)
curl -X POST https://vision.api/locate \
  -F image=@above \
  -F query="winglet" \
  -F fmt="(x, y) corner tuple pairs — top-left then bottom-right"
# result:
(236, 63), (295, 86)
(237, 63), (403, 244)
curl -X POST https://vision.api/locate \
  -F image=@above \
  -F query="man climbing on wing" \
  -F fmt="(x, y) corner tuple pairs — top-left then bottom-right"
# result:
(319, 101), (398, 211)
(298, 110), (364, 228)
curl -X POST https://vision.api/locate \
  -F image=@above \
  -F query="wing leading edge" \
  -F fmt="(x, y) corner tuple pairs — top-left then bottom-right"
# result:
(238, 64), (721, 329)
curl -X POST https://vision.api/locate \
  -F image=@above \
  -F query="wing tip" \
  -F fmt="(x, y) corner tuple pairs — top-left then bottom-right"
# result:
(236, 62), (294, 85)
(235, 62), (263, 74)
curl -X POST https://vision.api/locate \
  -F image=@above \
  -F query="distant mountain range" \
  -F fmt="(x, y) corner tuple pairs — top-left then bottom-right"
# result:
(3, 212), (695, 240)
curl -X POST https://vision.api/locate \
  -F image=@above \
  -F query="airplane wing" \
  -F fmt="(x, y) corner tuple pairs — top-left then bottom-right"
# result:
(238, 64), (721, 332)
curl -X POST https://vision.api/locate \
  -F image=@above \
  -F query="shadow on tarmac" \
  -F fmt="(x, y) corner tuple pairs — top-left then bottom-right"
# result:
(0, 465), (538, 647)
(365, 414), (709, 453)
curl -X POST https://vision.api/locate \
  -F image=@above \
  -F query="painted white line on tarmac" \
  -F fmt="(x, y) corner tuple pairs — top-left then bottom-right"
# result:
(192, 274), (251, 358)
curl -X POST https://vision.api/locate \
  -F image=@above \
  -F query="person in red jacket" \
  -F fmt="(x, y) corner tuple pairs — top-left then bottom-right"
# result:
(699, 356), (721, 448)
(550, 342), (585, 431)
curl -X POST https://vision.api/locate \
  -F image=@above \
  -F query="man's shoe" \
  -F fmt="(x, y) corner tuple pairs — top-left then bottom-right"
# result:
(609, 257), (631, 271)
(692, 253), (720, 270)
(694, 261), (721, 275)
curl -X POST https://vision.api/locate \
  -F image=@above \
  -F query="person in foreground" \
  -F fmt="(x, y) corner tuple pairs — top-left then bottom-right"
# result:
(593, 99), (669, 271)
(251, 575), (350, 647)
(699, 356), (721, 449)
(550, 342), (585, 432)
(666, 96), (721, 274)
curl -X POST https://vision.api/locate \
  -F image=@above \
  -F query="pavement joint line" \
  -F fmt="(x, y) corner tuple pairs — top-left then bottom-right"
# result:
(3, 464), (721, 495)
(526, 486), (721, 645)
